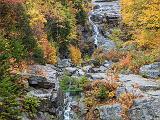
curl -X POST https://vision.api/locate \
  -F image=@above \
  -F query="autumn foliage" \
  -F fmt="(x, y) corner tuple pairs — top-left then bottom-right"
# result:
(121, 0), (160, 48)
(69, 45), (82, 65)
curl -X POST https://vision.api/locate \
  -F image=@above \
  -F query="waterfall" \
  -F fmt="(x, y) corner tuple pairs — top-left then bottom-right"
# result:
(63, 1), (120, 119)
(89, 13), (99, 46)
(64, 92), (72, 120)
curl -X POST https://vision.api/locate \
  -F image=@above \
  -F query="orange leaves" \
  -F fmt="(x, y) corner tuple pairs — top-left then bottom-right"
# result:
(69, 45), (82, 65)
(119, 53), (132, 68)
(119, 92), (137, 119)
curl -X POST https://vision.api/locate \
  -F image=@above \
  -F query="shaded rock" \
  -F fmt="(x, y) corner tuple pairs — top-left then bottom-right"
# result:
(28, 76), (55, 89)
(140, 62), (160, 79)
(97, 104), (122, 120)
(129, 98), (160, 120)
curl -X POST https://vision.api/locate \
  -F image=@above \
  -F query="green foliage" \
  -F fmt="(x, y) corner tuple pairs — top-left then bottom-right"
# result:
(76, 9), (87, 25)
(0, 37), (27, 62)
(0, 96), (21, 120)
(60, 75), (89, 94)
(23, 96), (40, 118)
(0, 76), (19, 97)
(0, 36), (22, 119)
(97, 84), (109, 100)
(33, 45), (45, 64)
(109, 28), (124, 49)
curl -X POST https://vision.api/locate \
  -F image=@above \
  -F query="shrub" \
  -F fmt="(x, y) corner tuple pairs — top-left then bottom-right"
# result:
(119, 93), (136, 115)
(60, 75), (89, 94)
(0, 96), (21, 120)
(109, 28), (124, 48)
(69, 45), (82, 65)
(46, 43), (57, 64)
(92, 48), (127, 64)
(112, 49), (160, 74)
(97, 84), (109, 100)
(23, 96), (40, 118)
(105, 49), (127, 62)
(92, 47), (106, 65)
(33, 45), (45, 65)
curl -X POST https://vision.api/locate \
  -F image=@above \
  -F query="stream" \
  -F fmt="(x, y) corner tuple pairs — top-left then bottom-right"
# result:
(63, 0), (120, 120)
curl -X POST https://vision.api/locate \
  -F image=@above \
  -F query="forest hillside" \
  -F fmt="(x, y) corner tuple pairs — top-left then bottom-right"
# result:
(0, 0), (160, 120)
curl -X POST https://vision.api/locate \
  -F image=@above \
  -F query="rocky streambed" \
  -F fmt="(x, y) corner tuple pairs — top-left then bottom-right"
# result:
(24, 58), (160, 120)
(22, 0), (160, 120)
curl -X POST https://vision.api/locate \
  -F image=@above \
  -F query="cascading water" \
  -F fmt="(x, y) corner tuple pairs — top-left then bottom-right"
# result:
(63, 92), (73, 120)
(88, 0), (120, 50)
(63, 1), (120, 120)
(89, 13), (100, 45)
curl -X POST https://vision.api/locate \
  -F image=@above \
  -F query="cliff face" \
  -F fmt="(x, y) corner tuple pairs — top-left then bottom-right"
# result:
(22, 64), (64, 119)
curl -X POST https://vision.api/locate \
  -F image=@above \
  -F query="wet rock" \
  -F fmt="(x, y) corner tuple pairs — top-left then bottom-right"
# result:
(129, 98), (160, 120)
(93, 5), (101, 10)
(97, 104), (123, 120)
(140, 62), (160, 79)
(120, 74), (160, 91)
(96, 36), (116, 51)
(99, 38), (116, 51)
(36, 112), (57, 120)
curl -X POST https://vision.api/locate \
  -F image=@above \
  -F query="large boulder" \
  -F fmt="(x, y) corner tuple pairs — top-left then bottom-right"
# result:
(28, 76), (55, 89)
(140, 62), (160, 79)
(120, 74), (160, 91)
(129, 98), (160, 120)
(97, 104), (123, 120)
(57, 59), (72, 68)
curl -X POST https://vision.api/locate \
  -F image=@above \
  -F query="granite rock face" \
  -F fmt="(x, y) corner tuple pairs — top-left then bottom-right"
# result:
(129, 98), (160, 120)
(120, 74), (160, 91)
(24, 65), (64, 119)
(97, 104), (123, 120)
(140, 62), (160, 79)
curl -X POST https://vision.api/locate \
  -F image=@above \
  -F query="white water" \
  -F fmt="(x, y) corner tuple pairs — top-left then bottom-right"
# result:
(63, 1), (120, 119)
(64, 93), (73, 120)
(89, 14), (99, 45)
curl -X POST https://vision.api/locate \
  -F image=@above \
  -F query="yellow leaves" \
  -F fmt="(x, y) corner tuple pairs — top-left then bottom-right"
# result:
(47, 43), (57, 64)
(135, 29), (160, 48)
(69, 45), (82, 65)
(121, 0), (160, 49)
(108, 91), (115, 98)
